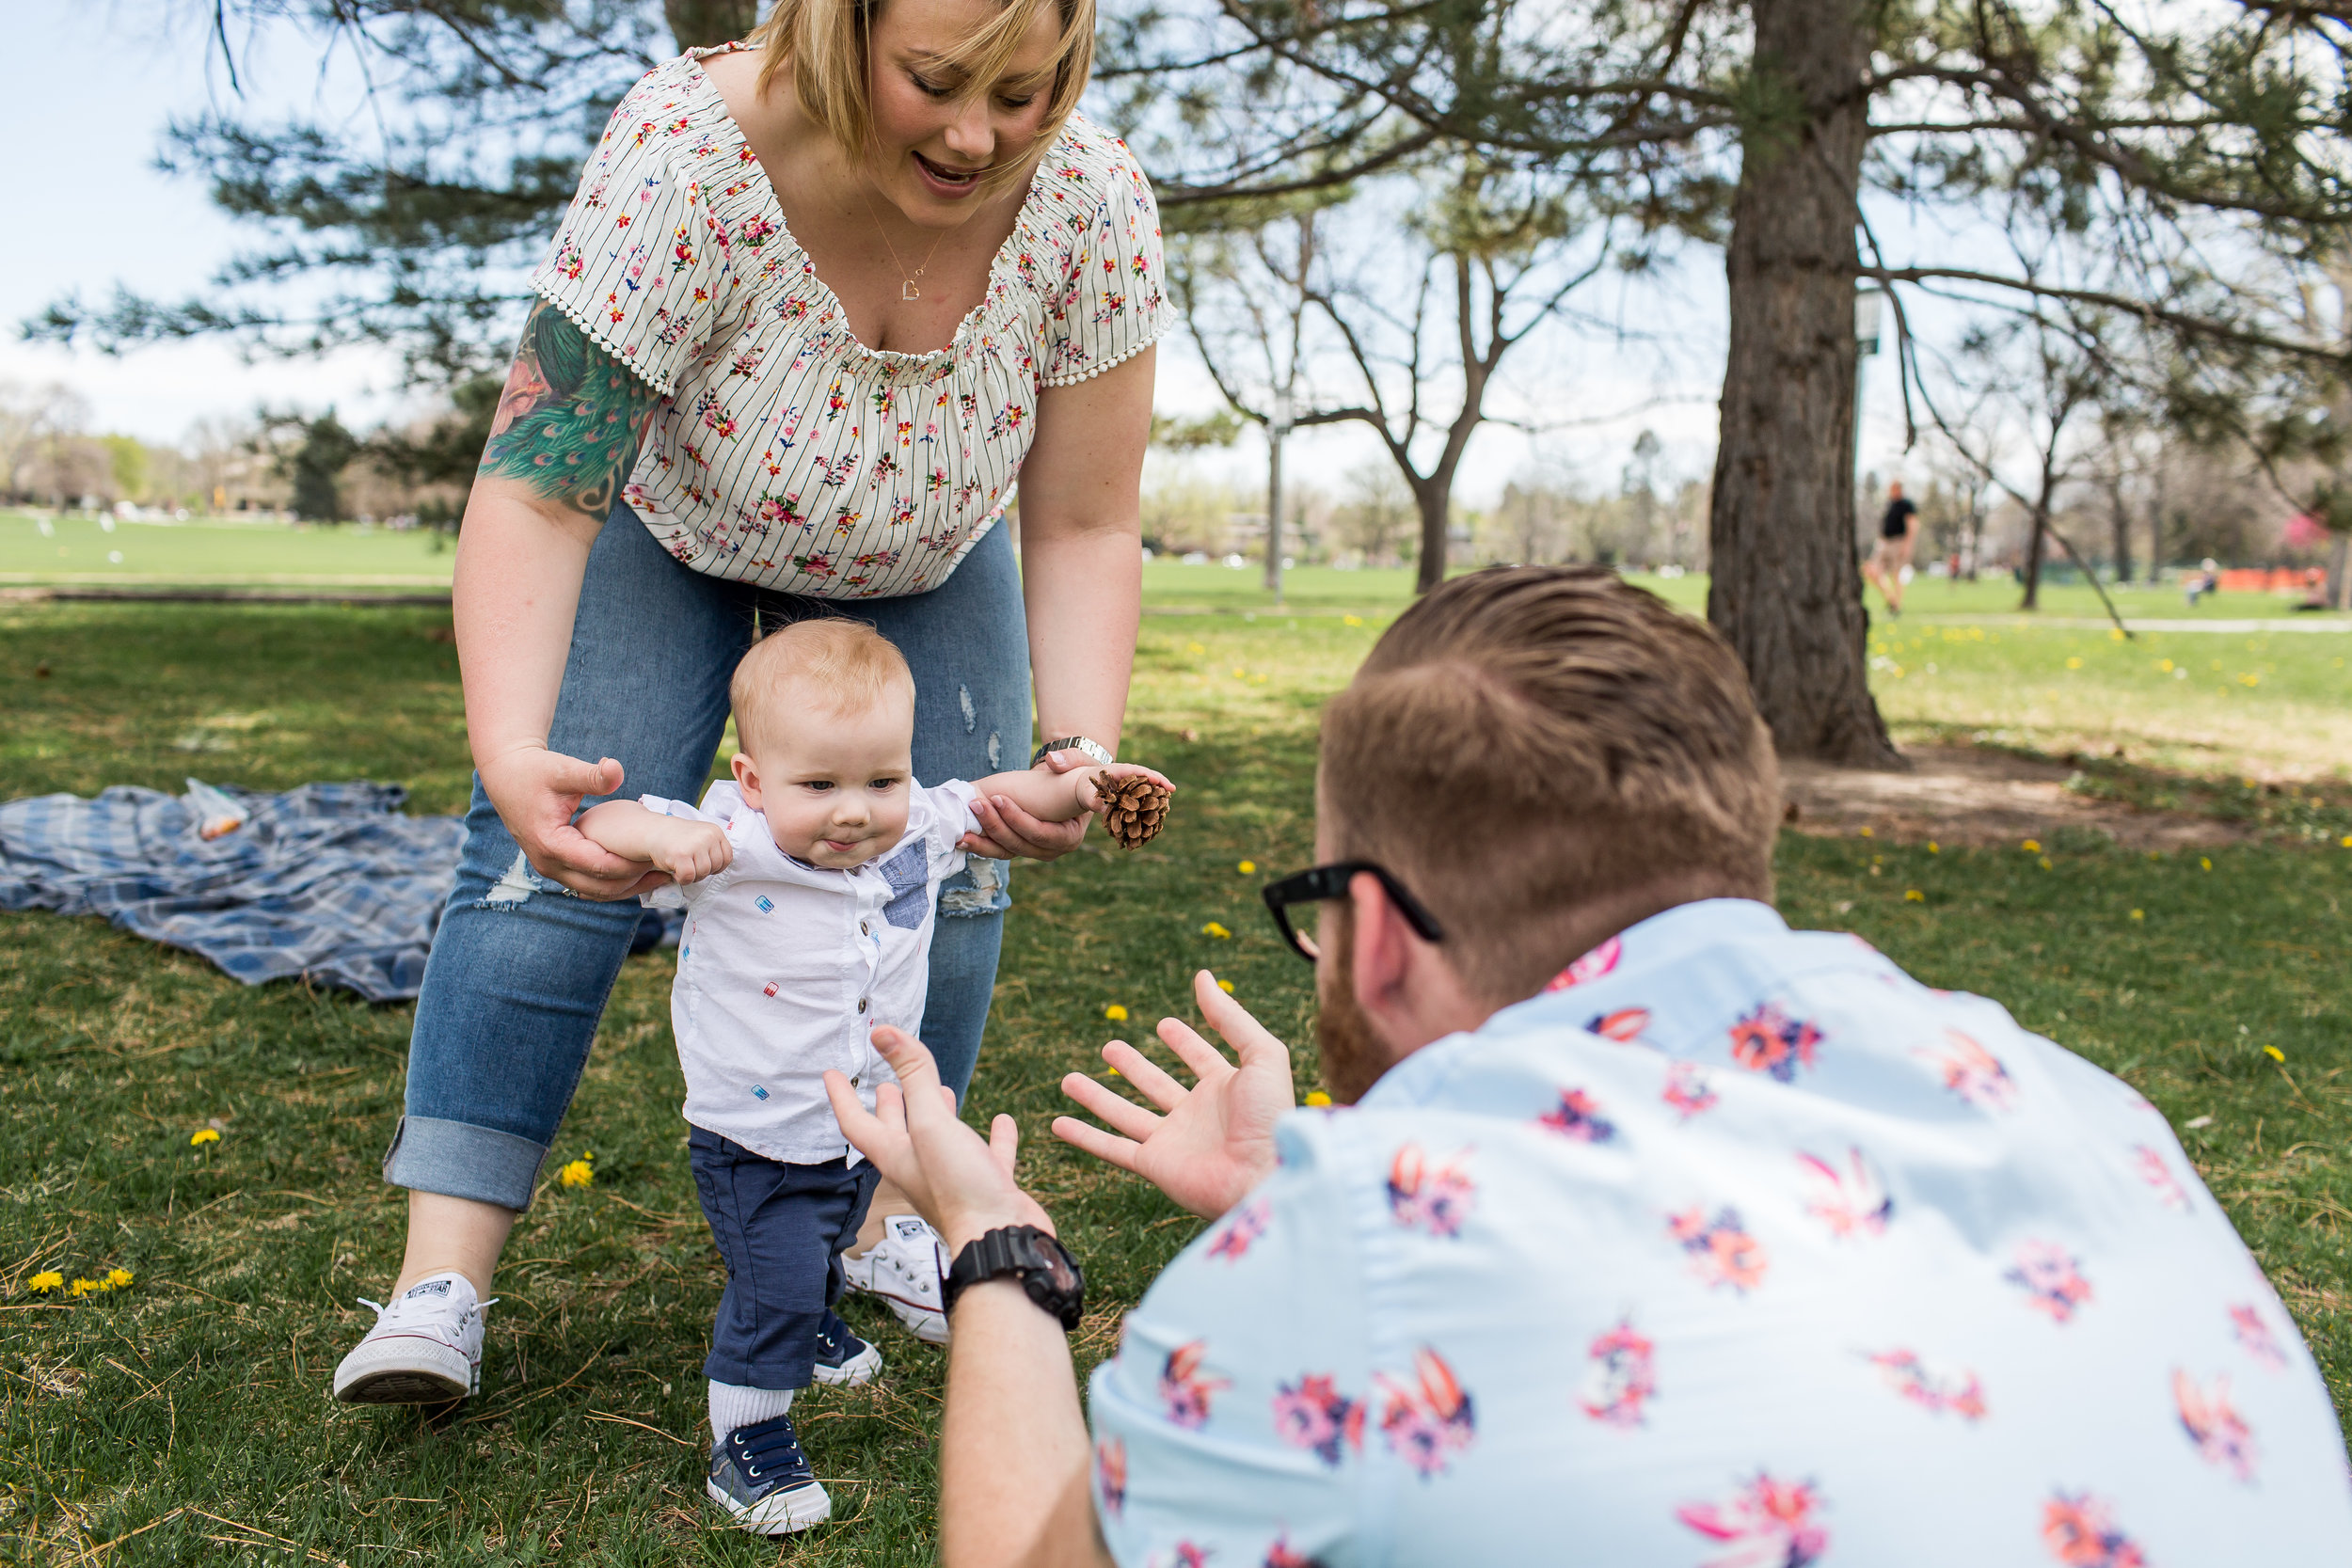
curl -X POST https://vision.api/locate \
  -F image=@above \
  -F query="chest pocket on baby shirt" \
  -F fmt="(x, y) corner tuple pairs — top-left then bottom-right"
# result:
(878, 841), (931, 930)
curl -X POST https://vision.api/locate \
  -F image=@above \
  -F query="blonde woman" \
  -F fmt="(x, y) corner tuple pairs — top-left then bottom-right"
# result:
(330, 0), (1166, 1520)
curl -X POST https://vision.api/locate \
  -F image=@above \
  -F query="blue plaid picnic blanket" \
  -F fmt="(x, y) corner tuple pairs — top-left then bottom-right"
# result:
(0, 780), (466, 1002)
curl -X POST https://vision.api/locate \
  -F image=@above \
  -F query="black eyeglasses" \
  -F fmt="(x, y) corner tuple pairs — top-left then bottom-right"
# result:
(1260, 862), (1446, 964)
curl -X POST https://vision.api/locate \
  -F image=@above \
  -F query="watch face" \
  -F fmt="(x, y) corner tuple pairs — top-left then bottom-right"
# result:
(949, 1226), (1084, 1328)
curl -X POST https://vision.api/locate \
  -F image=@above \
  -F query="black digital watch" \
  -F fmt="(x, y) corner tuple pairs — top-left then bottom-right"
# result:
(942, 1225), (1086, 1331)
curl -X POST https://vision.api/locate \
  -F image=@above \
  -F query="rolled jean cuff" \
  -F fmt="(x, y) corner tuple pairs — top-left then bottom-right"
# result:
(382, 1114), (550, 1213)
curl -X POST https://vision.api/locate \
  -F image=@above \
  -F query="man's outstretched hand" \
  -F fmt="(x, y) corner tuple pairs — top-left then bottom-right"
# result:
(826, 1027), (1056, 1254)
(1052, 971), (1295, 1220)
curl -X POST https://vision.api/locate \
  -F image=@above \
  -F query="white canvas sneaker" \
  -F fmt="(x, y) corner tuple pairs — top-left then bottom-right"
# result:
(332, 1272), (494, 1403)
(840, 1214), (950, 1345)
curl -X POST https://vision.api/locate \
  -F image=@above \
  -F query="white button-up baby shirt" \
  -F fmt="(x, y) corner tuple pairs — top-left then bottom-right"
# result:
(640, 778), (979, 1165)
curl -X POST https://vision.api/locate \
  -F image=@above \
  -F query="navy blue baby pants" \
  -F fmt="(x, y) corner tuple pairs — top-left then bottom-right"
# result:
(689, 1126), (880, 1388)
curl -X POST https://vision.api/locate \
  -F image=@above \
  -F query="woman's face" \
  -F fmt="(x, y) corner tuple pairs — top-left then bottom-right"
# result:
(864, 0), (1062, 227)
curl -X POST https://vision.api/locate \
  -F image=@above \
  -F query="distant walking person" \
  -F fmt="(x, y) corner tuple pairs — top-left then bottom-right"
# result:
(1864, 481), (1919, 616)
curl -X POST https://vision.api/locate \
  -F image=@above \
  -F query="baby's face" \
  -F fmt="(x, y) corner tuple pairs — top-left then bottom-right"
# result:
(732, 687), (916, 870)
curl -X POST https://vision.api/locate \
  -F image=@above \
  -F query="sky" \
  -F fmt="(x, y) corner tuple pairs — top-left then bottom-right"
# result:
(0, 2), (1941, 509)
(0, 3), (421, 442)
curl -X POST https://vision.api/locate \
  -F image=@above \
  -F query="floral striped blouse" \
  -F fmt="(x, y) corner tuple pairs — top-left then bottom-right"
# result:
(528, 47), (1174, 599)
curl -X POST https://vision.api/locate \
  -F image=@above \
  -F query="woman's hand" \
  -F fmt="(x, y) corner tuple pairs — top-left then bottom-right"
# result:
(827, 1026), (1057, 1254)
(478, 745), (672, 900)
(959, 748), (1096, 862)
(1052, 970), (1295, 1219)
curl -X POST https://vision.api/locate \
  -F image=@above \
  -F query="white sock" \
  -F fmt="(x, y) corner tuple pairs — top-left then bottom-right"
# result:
(708, 1379), (794, 1439)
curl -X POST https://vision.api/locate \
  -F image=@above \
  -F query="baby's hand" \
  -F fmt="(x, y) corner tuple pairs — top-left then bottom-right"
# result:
(1078, 762), (1176, 816)
(649, 819), (733, 885)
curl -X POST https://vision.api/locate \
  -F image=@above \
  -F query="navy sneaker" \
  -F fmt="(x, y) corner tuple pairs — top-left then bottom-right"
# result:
(810, 1311), (882, 1387)
(707, 1413), (830, 1534)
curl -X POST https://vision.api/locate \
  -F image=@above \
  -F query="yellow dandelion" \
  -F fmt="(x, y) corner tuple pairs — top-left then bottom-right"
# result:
(2108, 628), (2125, 641)
(2130, 910), (2144, 921)
(1107, 1067), (1120, 1077)
(1232, 666), (1248, 677)
(1104, 1004), (1129, 1022)
(2341, 836), (2351, 848)
(1303, 1091), (1333, 1107)
(558, 1156), (595, 1188)
(2066, 657), (2084, 670)
(2201, 857), (2213, 871)
(1201, 921), (1232, 939)
(2021, 839), (2042, 854)
(1186, 641), (1206, 655)
(189, 1128), (219, 1147)
(103, 1269), (133, 1290)
(68, 1278), (101, 1298)
(1343, 614), (1364, 627)
(1927, 842), (1940, 854)
(1237, 860), (1257, 875)
(1217, 979), (1235, 993)
(1904, 889), (1925, 902)
(27, 1271), (62, 1293)
(2158, 658), (2173, 673)
(2263, 1045), (2285, 1063)
(2039, 856), (2054, 871)
(1857, 826), (1873, 838)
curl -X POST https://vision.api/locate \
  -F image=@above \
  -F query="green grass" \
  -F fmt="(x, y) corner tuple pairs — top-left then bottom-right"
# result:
(8, 504), (2334, 628)
(1868, 618), (2352, 782)
(4, 592), (2351, 1562)
(0, 511), (456, 587)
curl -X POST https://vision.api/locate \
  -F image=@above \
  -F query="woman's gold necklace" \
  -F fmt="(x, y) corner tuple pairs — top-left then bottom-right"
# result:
(858, 182), (952, 301)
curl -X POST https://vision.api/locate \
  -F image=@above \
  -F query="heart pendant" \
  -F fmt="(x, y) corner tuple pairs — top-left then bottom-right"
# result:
(901, 279), (920, 301)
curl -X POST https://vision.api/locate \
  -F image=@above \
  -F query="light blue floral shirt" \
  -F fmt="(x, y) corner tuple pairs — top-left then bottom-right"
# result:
(1086, 899), (2352, 1568)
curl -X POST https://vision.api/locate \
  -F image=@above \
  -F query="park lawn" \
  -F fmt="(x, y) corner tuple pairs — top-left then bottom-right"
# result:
(0, 510), (456, 587)
(15, 501), (2333, 627)
(3, 598), (2351, 1564)
(1869, 617), (2352, 789)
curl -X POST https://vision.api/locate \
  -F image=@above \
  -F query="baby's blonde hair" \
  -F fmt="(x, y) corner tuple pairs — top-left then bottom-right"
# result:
(730, 618), (914, 756)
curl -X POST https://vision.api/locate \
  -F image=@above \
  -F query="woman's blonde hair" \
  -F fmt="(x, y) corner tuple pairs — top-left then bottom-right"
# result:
(747, 0), (1095, 190)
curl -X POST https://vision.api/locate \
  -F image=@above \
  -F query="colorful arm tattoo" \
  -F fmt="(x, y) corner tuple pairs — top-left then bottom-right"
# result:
(478, 299), (662, 519)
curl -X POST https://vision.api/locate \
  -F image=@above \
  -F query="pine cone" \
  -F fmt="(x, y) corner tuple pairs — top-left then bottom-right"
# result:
(1098, 772), (1173, 850)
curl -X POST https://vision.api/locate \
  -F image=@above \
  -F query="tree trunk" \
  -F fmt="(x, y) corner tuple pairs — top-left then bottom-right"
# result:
(1264, 425), (1285, 597)
(667, 0), (758, 49)
(1415, 482), (1449, 592)
(2021, 503), (2050, 609)
(2106, 475), (2133, 584)
(1705, 0), (1899, 766)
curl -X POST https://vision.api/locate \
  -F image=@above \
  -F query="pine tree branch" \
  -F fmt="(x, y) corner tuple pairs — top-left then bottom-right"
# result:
(1866, 266), (2344, 363)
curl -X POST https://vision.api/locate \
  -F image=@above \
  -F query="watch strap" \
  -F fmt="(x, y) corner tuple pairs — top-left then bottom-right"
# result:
(1031, 735), (1114, 768)
(943, 1225), (1085, 1331)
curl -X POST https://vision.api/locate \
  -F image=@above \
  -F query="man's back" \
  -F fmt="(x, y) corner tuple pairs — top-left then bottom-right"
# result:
(1089, 900), (2352, 1566)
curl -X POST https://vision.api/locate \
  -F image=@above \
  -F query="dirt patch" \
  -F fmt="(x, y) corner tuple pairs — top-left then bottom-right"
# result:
(1782, 745), (2260, 849)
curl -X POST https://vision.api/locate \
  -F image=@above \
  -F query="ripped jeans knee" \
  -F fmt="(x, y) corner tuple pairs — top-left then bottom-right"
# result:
(938, 853), (1009, 918)
(479, 847), (565, 908)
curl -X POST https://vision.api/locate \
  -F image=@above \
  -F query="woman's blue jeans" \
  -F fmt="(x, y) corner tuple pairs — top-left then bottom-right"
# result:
(384, 504), (1029, 1212)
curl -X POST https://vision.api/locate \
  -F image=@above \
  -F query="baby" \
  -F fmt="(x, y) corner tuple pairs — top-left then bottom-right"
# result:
(577, 617), (1168, 1536)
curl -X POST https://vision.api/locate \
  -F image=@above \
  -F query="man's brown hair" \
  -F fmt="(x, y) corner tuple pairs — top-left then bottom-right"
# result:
(731, 617), (914, 756)
(1319, 566), (1781, 1005)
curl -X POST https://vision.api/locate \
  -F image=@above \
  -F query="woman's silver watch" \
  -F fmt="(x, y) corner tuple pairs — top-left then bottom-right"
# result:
(1031, 735), (1114, 768)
